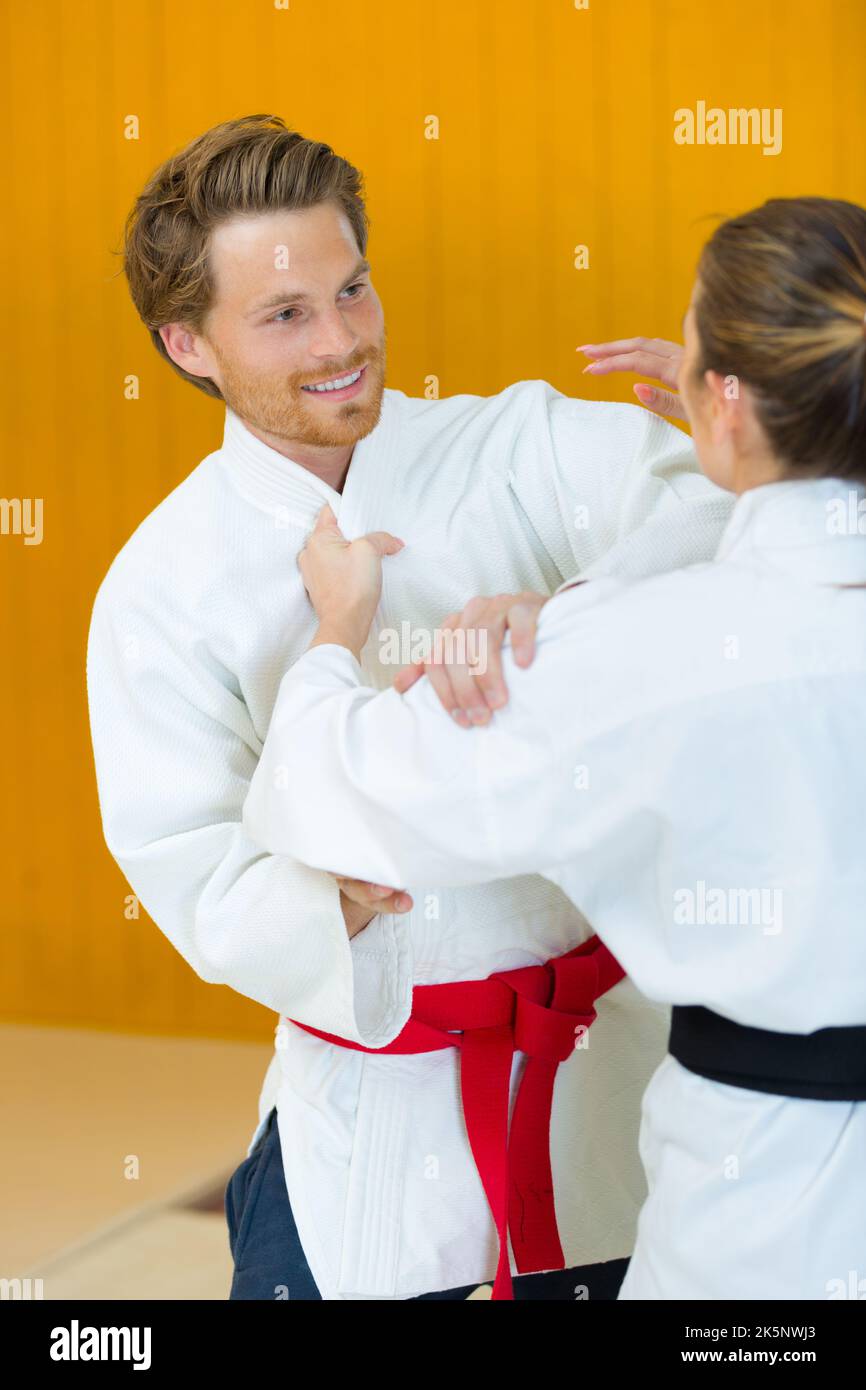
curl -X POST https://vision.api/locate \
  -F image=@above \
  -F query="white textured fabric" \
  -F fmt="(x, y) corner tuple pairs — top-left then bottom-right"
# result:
(244, 475), (866, 1300)
(86, 380), (733, 1298)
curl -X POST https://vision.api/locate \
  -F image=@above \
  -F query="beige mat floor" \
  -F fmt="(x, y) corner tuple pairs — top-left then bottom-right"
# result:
(1, 1022), (491, 1301)
(0, 1022), (273, 1299)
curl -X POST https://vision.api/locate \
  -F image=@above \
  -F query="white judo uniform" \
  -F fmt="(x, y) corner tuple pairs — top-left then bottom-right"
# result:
(86, 379), (733, 1299)
(243, 474), (866, 1300)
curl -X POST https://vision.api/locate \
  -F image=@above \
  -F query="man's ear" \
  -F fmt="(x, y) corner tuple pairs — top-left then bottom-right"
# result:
(159, 322), (218, 384)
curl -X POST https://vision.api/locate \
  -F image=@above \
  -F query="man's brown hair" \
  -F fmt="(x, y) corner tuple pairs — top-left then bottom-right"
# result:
(122, 114), (369, 399)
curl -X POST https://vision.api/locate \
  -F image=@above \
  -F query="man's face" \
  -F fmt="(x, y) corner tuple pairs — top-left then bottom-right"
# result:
(197, 202), (386, 448)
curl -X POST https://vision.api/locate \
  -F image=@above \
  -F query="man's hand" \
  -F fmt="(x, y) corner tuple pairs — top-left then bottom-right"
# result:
(338, 878), (414, 939)
(577, 337), (686, 421)
(393, 592), (548, 726)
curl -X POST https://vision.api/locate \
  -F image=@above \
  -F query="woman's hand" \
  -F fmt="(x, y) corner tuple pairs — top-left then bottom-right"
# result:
(393, 591), (549, 726)
(578, 336), (686, 421)
(300, 503), (404, 660)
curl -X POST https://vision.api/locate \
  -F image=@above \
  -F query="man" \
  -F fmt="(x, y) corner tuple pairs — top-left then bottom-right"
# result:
(86, 113), (733, 1300)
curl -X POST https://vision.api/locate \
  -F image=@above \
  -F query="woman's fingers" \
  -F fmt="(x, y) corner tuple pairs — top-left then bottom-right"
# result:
(361, 530), (405, 557)
(578, 336), (682, 360)
(306, 508), (404, 558)
(581, 348), (682, 391)
(313, 502), (343, 534)
(633, 383), (687, 422)
(300, 512), (400, 654)
(577, 338), (687, 422)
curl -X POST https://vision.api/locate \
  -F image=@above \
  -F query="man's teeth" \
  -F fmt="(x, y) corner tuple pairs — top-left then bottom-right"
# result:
(302, 368), (363, 393)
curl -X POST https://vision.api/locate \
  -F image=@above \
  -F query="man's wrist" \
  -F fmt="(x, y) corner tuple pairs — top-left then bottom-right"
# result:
(340, 891), (376, 939)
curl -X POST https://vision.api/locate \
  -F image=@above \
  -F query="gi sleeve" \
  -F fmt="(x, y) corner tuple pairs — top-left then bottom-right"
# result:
(85, 585), (412, 1047)
(242, 612), (594, 892)
(508, 384), (735, 586)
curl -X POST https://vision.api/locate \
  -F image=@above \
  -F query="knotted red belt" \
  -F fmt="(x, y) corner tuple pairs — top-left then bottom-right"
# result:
(289, 934), (624, 1300)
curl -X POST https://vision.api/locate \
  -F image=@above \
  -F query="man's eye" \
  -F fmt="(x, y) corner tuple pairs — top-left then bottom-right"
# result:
(341, 282), (365, 299)
(273, 307), (298, 323)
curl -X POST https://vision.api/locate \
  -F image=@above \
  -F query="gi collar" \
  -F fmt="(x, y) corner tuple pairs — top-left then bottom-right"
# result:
(715, 476), (866, 586)
(217, 390), (399, 533)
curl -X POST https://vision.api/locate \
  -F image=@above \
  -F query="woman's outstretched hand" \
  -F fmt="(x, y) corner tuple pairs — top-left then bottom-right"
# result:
(300, 503), (404, 660)
(578, 336), (686, 421)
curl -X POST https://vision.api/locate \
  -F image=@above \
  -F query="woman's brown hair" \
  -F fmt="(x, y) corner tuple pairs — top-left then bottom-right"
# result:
(693, 196), (866, 482)
(122, 115), (369, 399)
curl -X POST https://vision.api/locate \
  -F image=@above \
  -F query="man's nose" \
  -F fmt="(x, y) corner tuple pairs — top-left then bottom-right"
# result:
(309, 308), (358, 360)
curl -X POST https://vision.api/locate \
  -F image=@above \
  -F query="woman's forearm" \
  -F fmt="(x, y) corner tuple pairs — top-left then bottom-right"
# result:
(309, 619), (367, 662)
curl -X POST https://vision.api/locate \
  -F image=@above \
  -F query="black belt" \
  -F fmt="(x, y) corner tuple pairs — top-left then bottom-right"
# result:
(669, 1005), (866, 1101)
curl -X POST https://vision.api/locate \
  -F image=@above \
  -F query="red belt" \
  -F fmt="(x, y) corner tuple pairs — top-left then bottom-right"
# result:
(289, 934), (625, 1300)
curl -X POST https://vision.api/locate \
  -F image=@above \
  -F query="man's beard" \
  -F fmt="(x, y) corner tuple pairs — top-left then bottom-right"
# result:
(210, 333), (387, 449)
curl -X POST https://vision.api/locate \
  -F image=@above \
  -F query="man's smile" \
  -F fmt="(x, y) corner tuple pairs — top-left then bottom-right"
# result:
(301, 365), (367, 399)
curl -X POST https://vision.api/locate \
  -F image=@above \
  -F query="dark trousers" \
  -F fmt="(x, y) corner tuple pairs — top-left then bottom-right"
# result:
(225, 1106), (630, 1300)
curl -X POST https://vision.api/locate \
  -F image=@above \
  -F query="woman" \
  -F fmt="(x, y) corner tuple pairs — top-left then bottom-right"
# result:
(243, 196), (866, 1299)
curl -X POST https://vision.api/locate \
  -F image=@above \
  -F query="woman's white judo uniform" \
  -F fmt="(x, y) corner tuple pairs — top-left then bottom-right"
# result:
(243, 475), (866, 1300)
